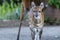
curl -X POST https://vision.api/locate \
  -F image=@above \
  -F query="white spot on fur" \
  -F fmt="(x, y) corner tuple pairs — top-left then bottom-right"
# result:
(34, 28), (40, 40)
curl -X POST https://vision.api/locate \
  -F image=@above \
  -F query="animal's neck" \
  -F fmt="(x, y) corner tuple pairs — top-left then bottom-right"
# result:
(33, 16), (41, 24)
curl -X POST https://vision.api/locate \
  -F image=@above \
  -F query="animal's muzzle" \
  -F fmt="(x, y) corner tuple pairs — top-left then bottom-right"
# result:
(36, 12), (38, 17)
(36, 14), (38, 17)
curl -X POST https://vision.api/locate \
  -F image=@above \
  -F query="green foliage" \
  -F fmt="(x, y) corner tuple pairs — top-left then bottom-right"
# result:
(45, 17), (58, 25)
(0, 0), (21, 20)
(48, 0), (60, 9)
(20, 0), (22, 3)
(5, 12), (20, 20)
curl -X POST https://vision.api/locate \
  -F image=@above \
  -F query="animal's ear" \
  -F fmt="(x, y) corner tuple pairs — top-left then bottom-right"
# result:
(31, 2), (36, 8)
(40, 2), (44, 9)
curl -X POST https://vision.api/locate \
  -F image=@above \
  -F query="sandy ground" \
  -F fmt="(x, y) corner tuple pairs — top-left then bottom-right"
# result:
(0, 26), (60, 40)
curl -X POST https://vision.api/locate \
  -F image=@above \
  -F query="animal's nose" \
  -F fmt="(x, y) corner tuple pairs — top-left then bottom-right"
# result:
(35, 12), (38, 17)
(36, 14), (38, 17)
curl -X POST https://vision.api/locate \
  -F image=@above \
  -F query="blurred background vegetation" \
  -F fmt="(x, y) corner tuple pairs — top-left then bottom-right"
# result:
(48, 0), (60, 9)
(0, 0), (60, 25)
(45, 0), (60, 25)
(0, 0), (21, 20)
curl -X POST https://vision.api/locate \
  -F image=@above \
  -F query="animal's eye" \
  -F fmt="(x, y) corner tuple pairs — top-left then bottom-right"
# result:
(39, 11), (41, 12)
(33, 11), (35, 12)
(33, 11), (36, 12)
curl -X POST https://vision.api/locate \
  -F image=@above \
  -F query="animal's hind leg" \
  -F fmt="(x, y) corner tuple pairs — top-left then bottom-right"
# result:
(17, 4), (25, 40)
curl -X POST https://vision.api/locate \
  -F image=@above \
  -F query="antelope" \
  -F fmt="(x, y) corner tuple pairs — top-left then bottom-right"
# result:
(17, 0), (47, 40)
(28, 2), (44, 40)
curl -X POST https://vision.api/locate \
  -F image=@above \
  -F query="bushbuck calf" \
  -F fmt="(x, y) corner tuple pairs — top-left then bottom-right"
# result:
(28, 2), (44, 40)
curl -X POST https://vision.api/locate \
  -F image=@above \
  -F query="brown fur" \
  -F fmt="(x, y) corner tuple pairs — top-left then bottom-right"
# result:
(20, 0), (46, 22)
(17, 0), (45, 40)
(28, 6), (44, 28)
(22, 0), (46, 11)
(28, 6), (44, 40)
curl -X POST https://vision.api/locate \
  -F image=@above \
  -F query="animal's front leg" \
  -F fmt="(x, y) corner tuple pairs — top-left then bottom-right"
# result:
(39, 29), (43, 40)
(31, 31), (35, 40)
(29, 26), (34, 40)
(34, 29), (37, 40)
(34, 29), (40, 40)
(34, 34), (37, 40)
(35, 29), (43, 40)
(34, 32), (40, 40)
